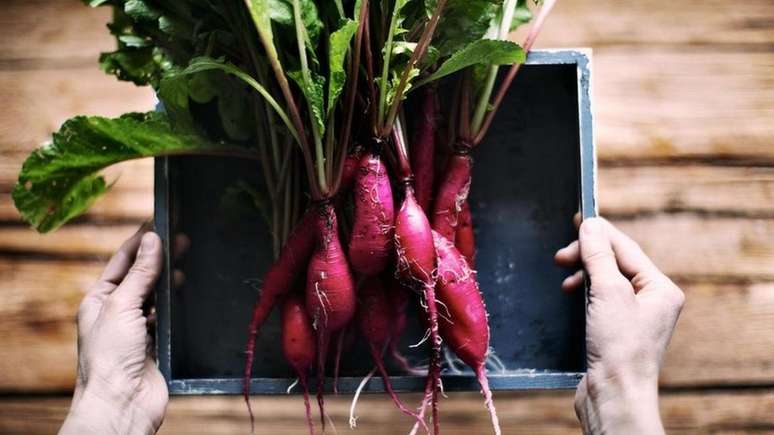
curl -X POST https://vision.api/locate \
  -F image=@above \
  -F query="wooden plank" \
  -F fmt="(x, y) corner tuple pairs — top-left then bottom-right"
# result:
(612, 215), (774, 280)
(0, 258), (771, 392)
(599, 166), (774, 217)
(0, 224), (140, 257)
(2, 390), (774, 434)
(1, 0), (114, 64)
(663, 281), (774, 386)
(591, 49), (774, 163)
(0, 259), (102, 392)
(0, 68), (156, 151)
(536, 0), (774, 48)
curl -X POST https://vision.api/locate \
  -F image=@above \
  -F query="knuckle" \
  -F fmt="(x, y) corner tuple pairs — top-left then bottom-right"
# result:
(667, 284), (686, 310)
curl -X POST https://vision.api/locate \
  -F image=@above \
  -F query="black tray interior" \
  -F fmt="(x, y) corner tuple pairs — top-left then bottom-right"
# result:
(164, 63), (585, 384)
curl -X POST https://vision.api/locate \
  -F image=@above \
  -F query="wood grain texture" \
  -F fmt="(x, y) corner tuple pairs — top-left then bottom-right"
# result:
(0, 258), (771, 391)
(0, 68), (156, 151)
(599, 166), (774, 217)
(536, 0), (774, 48)
(0, 224), (141, 257)
(612, 215), (774, 281)
(0, 0), (114, 64)
(0, 259), (101, 391)
(591, 49), (774, 163)
(1, 390), (773, 435)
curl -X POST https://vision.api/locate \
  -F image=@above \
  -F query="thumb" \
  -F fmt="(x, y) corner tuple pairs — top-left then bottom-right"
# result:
(579, 218), (631, 298)
(112, 232), (162, 309)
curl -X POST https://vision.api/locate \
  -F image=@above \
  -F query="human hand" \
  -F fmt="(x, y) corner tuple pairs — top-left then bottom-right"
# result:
(555, 217), (685, 435)
(60, 225), (167, 435)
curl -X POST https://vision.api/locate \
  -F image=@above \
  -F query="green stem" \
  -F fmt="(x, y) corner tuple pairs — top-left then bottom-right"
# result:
(292, 0), (328, 196)
(381, 0), (448, 137)
(377, 0), (401, 127)
(470, 0), (517, 135)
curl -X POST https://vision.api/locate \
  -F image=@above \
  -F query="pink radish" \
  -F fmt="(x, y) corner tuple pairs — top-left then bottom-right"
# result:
(244, 209), (317, 424)
(281, 294), (317, 435)
(348, 151), (395, 276)
(431, 151), (472, 242)
(306, 203), (356, 430)
(455, 200), (476, 268)
(432, 229), (500, 435)
(410, 87), (437, 213)
(394, 186), (442, 434)
(356, 276), (428, 431)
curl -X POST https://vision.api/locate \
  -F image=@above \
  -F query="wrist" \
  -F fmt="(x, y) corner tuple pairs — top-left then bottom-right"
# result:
(60, 385), (157, 435)
(600, 376), (662, 434)
(587, 371), (663, 435)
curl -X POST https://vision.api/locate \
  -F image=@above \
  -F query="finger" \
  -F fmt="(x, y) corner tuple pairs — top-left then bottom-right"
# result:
(554, 240), (580, 267)
(561, 270), (584, 292)
(579, 218), (631, 295)
(573, 212), (582, 230)
(100, 222), (152, 286)
(602, 220), (662, 282)
(112, 232), (162, 309)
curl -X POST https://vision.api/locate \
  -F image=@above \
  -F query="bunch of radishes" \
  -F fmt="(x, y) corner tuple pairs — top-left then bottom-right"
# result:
(242, 3), (558, 433)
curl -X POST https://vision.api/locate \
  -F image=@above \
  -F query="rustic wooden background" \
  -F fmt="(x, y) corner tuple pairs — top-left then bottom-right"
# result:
(1, 0), (773, 433)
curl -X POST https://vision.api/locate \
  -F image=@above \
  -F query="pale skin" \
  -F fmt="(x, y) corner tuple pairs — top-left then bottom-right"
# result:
(60, 217), (683, 434)
(555, 216), (685, 434)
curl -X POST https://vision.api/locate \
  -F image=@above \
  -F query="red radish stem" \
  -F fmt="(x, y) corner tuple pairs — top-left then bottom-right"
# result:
(356, 276), (428, 431)
(280, 294), (317, 435)
(305, 203), (356, 430)
(432, 230), (500, 435)
(410, 87), (437, 213)
(455, 200), (476, 268)
(244, 209), (318, 426)
(348, 150), (395, 276)
(431, 149), (472, 243)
